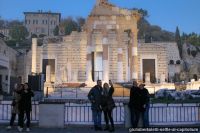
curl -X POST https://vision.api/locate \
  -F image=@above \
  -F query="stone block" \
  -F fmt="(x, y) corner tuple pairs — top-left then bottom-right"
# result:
(39, 102), (65, 128)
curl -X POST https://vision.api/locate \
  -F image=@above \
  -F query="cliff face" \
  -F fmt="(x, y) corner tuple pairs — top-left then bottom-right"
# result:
(181, 43), (200, 80)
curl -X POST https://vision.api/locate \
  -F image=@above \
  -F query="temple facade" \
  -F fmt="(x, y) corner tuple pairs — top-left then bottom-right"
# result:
(30, 0), (168, 85)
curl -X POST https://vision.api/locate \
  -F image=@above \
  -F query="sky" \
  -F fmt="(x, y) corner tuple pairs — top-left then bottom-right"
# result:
(0, 0), (200, 34)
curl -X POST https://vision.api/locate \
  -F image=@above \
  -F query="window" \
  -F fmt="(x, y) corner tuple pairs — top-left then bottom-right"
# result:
(36, 20), (38, 24)
(46, 20), (48, 24)
(42, 20), (45, 24)
(33, 20), (35, 24)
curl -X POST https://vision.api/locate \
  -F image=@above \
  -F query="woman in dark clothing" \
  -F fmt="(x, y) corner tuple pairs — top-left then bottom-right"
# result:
(101, 80), (115, 132)
(6, 83), (22, 130)
(18, 83), (34, 132)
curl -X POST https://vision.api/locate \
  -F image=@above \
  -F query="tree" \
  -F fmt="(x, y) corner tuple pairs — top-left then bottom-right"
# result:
(134, 8), (175, 42)
(53, 25), (59, 36)
(0, 17), (6, 28)
(59, 17), (79, 35)
(9, 25), (29, 41)
(7, 20), (23, 28)
(63, 18), (78, 35)
(76, 17), (85, 32)
(175, 27), (182, 58)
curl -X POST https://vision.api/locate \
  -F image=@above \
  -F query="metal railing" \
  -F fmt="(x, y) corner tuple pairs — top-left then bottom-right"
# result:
(64, 102), (124, 125)
(64, 101), (200, 125)
(149, 104), (200, 124)
(0, 101), (200, 126)
(0, 101), (39, 123)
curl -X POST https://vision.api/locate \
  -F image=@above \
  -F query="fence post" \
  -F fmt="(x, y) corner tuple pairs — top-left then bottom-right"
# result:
(123, 87), (125, 98)
(76, 87), (78, 98)
(46, 87), (48, 98)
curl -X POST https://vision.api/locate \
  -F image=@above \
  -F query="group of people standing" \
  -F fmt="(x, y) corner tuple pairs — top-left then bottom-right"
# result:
(88, 80), (150, 132)
(7, 83), (34, 132)
(88, 80), (116, 132)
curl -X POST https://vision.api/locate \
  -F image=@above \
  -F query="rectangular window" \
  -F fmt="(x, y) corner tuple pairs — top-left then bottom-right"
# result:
(33, 20), (35, 24)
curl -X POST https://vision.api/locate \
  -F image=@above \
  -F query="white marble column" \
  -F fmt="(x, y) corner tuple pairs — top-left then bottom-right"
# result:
(46, 65), (51, 83)
(31, 38), (37, 74)
(102, 37), (109, 82)
(131, 31), (138, 80)
(67, 62), (71, 82)
(117, 48), (124, 82)
(145, 73), (150, 84)
(86, 32), (93, 82)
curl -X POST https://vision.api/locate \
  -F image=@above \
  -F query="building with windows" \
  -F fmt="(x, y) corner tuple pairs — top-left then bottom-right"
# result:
(24, 11), (61, 37)
(0, 28), (11, 40)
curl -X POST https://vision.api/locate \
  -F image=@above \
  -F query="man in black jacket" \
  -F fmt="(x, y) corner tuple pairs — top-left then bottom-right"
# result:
(129, 80), (141, 127)
(18, 83), (34, 132)
(139, 83), (150, 127)
(88, 80), (103, 131)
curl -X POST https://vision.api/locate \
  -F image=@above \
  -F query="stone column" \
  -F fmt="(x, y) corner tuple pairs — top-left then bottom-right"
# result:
(145, 73), (150, 84)
(131, 30), (138, 80)
(31, 38), (37, 74)
(117, 48), (124, 82)
(46, 65), (51, 83)
(86, 32), (93, 82)
(160, 73), (166, 83)
(67, 62), (71, 82)
(44, 65), (54, 96)
(102, 36), (109, 82)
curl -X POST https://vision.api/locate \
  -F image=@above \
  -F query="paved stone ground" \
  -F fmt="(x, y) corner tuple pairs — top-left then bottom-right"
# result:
(1, 125), (199, 133)
(0, 125), (128, 133)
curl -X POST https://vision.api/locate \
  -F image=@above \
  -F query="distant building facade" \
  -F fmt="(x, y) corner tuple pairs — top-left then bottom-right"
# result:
(0, 28), (11, 40)
(24, 11), (61, 37)
(0, 39), (19, 93)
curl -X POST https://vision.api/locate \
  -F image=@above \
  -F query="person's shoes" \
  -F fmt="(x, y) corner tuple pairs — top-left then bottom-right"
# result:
(104, 125), (109, 131)
(6, 126), (12, 130)
(26, 128), (30, 132)
(17, 126), (23, 132)
(109, 127), (115, 132)
(97, 126), (103, 131)
(94, 125), (98, 131)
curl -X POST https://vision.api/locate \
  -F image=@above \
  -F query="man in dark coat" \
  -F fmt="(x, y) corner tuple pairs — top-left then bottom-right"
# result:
(139, 83), (150, 127)
(88, 80), (103, 131)
(129, 80), (141, 128)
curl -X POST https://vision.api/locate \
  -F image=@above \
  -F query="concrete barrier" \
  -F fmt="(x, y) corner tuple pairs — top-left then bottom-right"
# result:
(39, 102), (65, 128)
